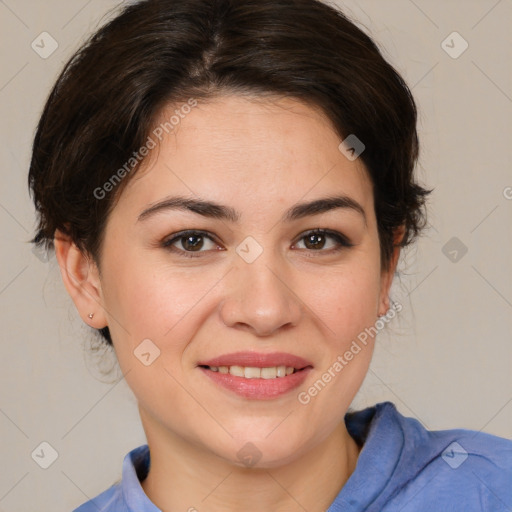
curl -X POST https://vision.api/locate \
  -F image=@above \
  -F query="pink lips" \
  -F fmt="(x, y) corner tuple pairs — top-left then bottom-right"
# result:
(197, 351), (313, 400)
(198, 351), (312, 369)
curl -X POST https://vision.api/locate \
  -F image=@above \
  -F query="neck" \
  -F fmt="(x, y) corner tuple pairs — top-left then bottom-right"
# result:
(140, 408), (360, 512)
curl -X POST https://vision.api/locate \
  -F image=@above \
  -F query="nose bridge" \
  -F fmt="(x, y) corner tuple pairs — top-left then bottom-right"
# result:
(219, 240), (302, 336)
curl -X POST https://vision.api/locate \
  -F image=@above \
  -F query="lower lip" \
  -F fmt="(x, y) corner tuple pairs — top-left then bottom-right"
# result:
(199, 366), (312, 400)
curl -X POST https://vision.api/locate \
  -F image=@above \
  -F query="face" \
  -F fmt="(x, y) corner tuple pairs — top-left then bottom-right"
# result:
(91, 96), (395, 467)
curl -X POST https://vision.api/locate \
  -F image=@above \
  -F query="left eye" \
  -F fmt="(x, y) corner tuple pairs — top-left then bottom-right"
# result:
(292, 229), (352, 252)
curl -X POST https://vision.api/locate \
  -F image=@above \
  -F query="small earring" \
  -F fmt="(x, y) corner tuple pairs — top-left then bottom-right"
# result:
(88, 313), (94, 319)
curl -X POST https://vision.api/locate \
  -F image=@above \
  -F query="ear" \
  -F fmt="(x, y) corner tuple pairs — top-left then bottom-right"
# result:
(378, 225), (405, 317)
(53, 229), (108, 328)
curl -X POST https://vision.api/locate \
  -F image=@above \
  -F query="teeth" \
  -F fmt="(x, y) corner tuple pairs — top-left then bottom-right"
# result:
(245, 366), (262, 379)
(260, 367), (276, 379)
(230, 365), (245, 377)
(208, 365), (297, 378)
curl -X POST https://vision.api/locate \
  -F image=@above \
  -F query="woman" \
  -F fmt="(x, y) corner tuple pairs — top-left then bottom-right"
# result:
(28, 0), (511, 510)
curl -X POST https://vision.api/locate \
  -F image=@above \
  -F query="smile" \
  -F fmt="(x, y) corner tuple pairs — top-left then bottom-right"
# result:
(201, 365), (298, 379)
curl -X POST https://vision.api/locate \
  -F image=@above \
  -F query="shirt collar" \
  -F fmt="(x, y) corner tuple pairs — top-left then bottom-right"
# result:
(121, 444), (161, 511)
(328, 402), (405, 511)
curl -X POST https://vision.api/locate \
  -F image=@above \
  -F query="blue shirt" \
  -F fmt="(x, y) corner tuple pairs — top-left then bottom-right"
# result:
(73, 402), (512, 511)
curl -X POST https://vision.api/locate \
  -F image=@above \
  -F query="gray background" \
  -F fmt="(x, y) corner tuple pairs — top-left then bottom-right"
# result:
(1, 0), (511, 510)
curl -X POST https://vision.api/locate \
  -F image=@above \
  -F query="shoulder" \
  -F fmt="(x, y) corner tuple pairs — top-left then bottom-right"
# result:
(390, 401), (512, 472)
(378, 402), (512, 511)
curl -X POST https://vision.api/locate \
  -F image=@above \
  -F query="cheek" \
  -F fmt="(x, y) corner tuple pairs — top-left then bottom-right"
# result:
(100, 259), (200, 416)
(307, 262), (381, 339)
(294, 266), (380, 432)
(100, 252), (224, 380)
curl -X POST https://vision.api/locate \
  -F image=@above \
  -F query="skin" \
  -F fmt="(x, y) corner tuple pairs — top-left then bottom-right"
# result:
(55, 95), (402, 512)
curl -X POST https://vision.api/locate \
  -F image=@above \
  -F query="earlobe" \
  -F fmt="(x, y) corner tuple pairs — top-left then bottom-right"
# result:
(53, 229), (108, 328)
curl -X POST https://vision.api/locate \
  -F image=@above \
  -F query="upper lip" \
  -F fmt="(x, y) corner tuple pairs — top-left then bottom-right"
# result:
(198, 351), (313, 369)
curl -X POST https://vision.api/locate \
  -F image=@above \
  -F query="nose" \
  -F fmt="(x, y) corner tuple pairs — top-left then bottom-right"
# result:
(219, 249), (303, 337)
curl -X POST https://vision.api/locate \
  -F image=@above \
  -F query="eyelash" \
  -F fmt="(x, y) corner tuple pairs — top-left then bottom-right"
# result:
(161, 229), (354, 259)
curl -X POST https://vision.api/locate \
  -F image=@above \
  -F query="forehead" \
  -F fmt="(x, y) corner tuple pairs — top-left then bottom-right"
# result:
(117, 95), (373, 219)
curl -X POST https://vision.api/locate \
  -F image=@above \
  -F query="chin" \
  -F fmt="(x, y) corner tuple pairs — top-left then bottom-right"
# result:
(209, 429), (310, 470)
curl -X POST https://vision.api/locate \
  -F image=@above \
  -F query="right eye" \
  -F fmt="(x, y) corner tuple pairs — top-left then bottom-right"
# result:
(161, 230), (223, 258)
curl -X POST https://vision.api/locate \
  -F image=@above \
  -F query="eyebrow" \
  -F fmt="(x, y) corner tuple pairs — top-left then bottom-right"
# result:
(137, 194), (367, 225)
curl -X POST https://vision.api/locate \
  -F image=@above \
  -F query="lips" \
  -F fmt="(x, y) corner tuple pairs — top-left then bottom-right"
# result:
(197, 351), (312, 370)
(197, 351), (313, 399)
